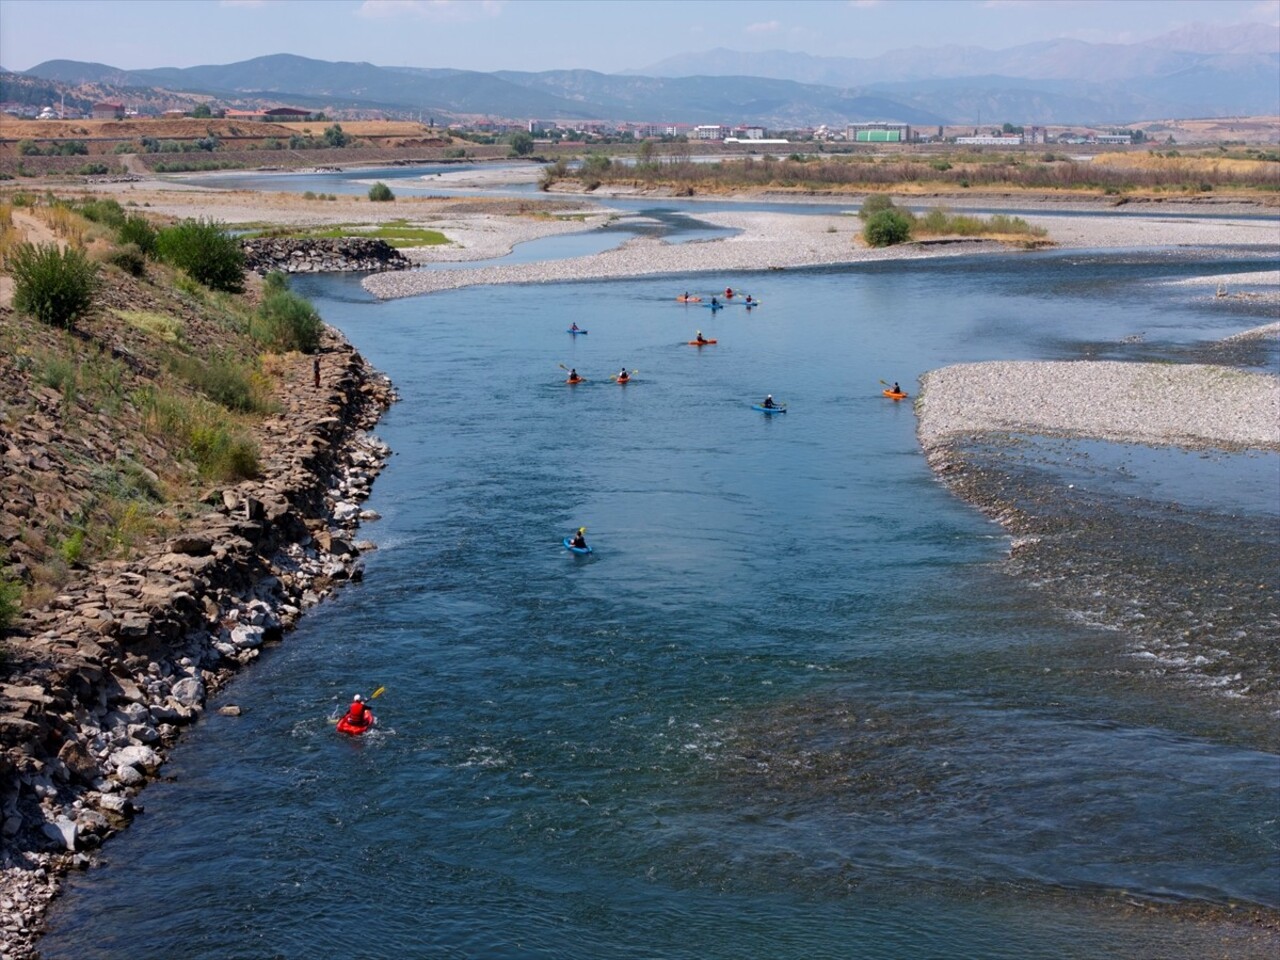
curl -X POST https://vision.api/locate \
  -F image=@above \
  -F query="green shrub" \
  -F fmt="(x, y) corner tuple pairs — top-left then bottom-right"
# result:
(168, 352), (273, 413)
(368, 181), (394, 202)
(103, 242), (146, 276)
(0, 575), (22, 630)
(7, 242), (99, 328)
(302, 190), (317, 200)
(133, 387), (260, 481)
(77, 198), (126, 227)
(263, 270), (289, 294)
(254, 288), (324, 353)
(117, 214), (158, 255)
(155, 218), (245, 292)
(858, 193), (898, 219)
(863, 209), (913, 247)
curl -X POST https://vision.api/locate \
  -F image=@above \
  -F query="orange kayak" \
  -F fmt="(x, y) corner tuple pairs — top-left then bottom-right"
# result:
(688, 339), (718, 345)
(883, 389), (908, 400)
(566, 377), (585, 385)
(677, 296), (702, 303)
(617, 376), (630, 385)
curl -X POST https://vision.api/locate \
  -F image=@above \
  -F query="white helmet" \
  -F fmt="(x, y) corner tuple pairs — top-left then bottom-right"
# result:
(353, 694), (363, 702)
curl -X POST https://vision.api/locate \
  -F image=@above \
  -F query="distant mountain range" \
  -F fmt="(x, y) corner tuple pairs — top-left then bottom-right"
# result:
(10, 22), (1278, 127)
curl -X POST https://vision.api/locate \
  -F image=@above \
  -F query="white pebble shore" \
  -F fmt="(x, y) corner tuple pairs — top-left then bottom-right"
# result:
(916, 357), (1280, 451)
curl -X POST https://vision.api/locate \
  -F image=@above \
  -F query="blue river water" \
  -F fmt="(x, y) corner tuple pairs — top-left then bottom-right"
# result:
(41, 230), (1279, 955)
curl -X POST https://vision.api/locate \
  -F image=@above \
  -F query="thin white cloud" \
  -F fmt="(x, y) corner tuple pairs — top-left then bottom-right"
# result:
(357, 0), (503, 21)
(745, 20), (781, 34)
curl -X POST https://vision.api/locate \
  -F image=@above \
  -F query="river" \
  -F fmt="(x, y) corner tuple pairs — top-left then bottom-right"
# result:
(39, 206), (1279, 957)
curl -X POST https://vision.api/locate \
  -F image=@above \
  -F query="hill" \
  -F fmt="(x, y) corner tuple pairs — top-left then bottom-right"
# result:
(17, 37), (1276, 128)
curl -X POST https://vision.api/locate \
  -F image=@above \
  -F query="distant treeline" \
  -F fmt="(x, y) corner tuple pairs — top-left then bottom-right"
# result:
(547, 152), (1280, 194)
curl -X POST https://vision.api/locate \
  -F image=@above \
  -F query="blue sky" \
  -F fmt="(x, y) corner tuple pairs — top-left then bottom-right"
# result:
(2, 0), (1277, 73)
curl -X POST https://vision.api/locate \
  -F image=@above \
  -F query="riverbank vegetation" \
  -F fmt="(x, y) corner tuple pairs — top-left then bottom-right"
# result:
(858, 193), (1048, 247)
(544, 149), (1280, 198)
(0, 194), (325, 612)
(243, 219), (450, 248)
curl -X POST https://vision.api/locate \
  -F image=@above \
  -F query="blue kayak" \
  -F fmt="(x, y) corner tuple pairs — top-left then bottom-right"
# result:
(568, 328), (588, 335)
(703, 303), (724, 310)
(563, 536), (592, 554)
(752, 404), (786, 414)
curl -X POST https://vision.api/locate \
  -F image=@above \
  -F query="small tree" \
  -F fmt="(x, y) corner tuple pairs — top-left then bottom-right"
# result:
(863, 209), (913, 247)
(155, 218), (245, 292)
(191, 103), (212, 119)
(323, 124), (349, 148)
(368, 181), (394, 202)
(8, 242), (99, 328)
(508, 131), (535, 156)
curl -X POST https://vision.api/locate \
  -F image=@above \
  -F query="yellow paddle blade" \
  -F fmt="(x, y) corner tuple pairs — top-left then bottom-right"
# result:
(370, 686), (386, 700)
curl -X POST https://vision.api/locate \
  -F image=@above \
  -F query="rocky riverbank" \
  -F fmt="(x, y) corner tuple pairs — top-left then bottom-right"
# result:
(241, 236), (411, 275)
(0, 330), (395, 957)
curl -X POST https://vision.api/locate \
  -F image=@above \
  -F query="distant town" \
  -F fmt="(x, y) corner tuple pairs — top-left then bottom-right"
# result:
(1, 99), (1149, 147)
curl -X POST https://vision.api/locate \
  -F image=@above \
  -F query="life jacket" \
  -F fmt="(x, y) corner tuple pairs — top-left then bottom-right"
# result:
(345, 704), (369, 726)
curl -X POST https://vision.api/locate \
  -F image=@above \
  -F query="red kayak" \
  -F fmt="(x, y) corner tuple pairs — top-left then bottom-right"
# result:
(336, 715), (375, 736)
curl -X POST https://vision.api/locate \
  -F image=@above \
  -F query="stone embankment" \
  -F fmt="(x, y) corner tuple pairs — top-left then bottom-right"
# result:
(241, 236), (411, 275)
(0, 333), (395, 957)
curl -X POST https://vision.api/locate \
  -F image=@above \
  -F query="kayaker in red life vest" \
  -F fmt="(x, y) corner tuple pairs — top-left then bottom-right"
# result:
(570, 322), (580, 331)
(725, 287), (734, 298)
(341, 694), (375, 731)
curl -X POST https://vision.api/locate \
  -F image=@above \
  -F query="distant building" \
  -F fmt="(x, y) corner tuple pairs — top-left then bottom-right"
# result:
(847, 122), (911, 143)
(91, 102), (125, 120)
(225, 108), (267, 121)
(694, 125), (725, 140)
(955, 134), (1023, 145)
(1095, 133), (1133, 145)
(263, 107), (311, 120)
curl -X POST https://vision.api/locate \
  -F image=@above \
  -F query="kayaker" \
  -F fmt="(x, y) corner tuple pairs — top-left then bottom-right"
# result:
(571, 527), (588, 549)
(570, 322), (580, 331)
(618, 367), (629, 381)
(892, 382), (901, 394)
(569, 368), (580, 380)
(341, 694), (375, 731)
(695, 330), (706, 343)
(711, 296), (719, 307)
(763, 394), (776, 409)
(744, 294), (753, 304)
(725, 287), (734, 298)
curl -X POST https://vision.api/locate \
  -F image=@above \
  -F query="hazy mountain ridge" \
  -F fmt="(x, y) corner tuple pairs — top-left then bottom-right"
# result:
(16, 25), (1279, 127)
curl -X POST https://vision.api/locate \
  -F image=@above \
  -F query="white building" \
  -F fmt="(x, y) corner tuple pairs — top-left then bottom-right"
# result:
(954, 135), (1024, 146)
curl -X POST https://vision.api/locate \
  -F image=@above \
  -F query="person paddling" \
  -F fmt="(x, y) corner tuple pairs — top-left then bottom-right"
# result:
(762, 394), (776, 409)
(570, 527), (588, 549)
(618, 367), (629, 382)
(570, 322), (580, 331)
(340, 694), (375, 732)
(695, 330), (707, 344)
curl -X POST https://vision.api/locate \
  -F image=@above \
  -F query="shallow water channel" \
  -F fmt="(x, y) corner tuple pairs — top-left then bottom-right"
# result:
(41, 246), (1279, 958)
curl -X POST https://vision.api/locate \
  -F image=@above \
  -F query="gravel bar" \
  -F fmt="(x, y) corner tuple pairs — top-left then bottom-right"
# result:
(916, 359), (1280, 452)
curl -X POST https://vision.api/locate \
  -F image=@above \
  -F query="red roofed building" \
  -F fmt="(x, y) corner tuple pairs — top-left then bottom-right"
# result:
(92, 102), (125, 120)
